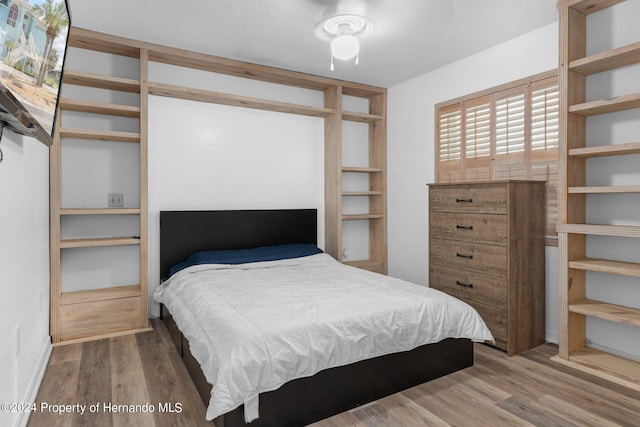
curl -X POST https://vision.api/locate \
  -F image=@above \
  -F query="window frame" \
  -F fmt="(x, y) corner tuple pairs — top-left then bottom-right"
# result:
(7, 4), (18, 27)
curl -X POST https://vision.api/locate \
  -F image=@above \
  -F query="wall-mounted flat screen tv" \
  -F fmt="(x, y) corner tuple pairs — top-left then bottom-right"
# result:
(0, 0), (70, 146)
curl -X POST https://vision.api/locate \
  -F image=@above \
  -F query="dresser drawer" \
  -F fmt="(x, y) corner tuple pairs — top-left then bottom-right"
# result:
(429, 263), (507, 307)
(429, 184), (507, 214)
(463, 300), (508, 350)
(430, 238), (507, 276)
(430, 211), (507, 245)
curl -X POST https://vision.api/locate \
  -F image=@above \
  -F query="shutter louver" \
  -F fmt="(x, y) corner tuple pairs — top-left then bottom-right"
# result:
(495, 91), (526, 180)
(465, 102), (491, 181)
(531, 85), (559, 152)
(465, 103), (491, 158)
(496, 93), (526, 155)
(437, 108), (463, 182)
(439, 110), (462, 161)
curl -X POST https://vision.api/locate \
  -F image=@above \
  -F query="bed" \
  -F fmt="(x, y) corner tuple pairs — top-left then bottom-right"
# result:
(155, 209), (492, 426)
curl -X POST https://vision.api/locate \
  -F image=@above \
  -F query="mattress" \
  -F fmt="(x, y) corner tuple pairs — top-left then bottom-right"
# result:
(153, 253), (493, 422)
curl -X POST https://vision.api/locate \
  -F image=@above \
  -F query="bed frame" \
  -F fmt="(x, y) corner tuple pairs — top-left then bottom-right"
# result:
(159, 209), (473, 427)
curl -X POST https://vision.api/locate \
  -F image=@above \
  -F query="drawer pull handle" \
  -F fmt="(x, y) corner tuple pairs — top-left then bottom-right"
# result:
(456, 253), (473, 259)
(456, 225), (474, 230)
(456, 198), (473, 203)
(456, 280), (474, 288)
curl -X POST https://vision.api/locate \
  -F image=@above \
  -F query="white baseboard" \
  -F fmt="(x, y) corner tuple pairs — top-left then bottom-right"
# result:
(15, 336), (52, 427)
(545, 329), (640, 362)
(545, 329), (559, 345)
(588, 342), (640, 363)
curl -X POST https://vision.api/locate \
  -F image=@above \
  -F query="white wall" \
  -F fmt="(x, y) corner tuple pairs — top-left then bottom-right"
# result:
(0, 132), (52, 427)
(147, 85), (325, 316)
(388, 4), (640, 361)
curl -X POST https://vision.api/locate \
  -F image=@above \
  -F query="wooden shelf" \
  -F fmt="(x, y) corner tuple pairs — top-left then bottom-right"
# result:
(342, 214), (384, 220)
(563, 0), (625, 14)
(552, 347), (640, 391)
(59, 128), (141, 143)
(341, 166), (383, 173)
(341, 111), (383, 123)
(60, 237), (141, 248)
(569, 298), (640, 327)
(342, 191), (383, 196)
(60, 284), (141, 306)
(569, 257), (640, 277)
(569, 92), (640, 116)
(67, 27), (385, 97)
(569, 185), (640, 193)
(343, 260), (384, 273)
(60, 208), (141, 215)
(62, 69), (140, 93)
(148, 82), (335, 118)
(68, 29), (141, 58)
(569, 141), (640, 158)
(557, 223), (640, 237)
(570, 41), (640, 75)
(60, 99), (140, 117)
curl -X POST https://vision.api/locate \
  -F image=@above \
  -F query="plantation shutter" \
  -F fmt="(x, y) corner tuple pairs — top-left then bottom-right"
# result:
(436, 104), (463, 183)
(530, 77), (559, 240)
(464, 98), (492, 182)
(494, 88), (527, 180)
(434, 71), (559, 244)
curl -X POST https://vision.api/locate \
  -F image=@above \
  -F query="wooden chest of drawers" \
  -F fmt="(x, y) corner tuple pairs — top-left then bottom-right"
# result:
(428, 181), (546, 356)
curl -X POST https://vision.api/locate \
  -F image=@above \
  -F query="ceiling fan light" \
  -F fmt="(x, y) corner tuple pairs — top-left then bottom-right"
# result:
(331, 35), (360, 60)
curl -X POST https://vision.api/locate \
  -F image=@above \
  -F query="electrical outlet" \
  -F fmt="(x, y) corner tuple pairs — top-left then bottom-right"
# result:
(342, 248), (348, 259)
(108, 193), (124, 207)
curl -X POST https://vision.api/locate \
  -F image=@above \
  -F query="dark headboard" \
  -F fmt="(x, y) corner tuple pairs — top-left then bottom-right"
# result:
(159, 209), (317, 279)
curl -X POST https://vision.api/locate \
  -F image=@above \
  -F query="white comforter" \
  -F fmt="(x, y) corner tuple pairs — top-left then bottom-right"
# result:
(153, 253), (493, 422)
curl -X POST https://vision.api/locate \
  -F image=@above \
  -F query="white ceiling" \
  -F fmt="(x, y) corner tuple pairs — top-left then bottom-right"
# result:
(67, 0), (559, 88)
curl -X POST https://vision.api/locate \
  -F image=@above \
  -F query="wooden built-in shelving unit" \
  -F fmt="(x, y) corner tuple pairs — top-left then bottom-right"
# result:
(555, 0), (640, 391)
(320, 73), (387, 274)
(50, 30), (151, 345)
(51, 27), (387, 343)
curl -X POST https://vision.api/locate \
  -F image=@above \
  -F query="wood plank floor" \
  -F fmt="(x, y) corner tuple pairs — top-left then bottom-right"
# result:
(29, 319), (640, 427)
